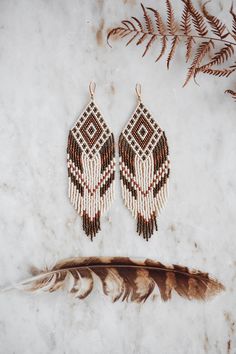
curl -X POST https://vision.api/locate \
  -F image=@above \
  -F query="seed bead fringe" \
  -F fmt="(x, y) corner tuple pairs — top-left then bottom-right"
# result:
(119, 102), (170, 240)
(67, 100), (115, 240)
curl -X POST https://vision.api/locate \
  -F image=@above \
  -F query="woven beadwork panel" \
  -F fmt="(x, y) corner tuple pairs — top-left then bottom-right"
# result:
(119, 102), (170, 240)
(67, 100), (115, 240)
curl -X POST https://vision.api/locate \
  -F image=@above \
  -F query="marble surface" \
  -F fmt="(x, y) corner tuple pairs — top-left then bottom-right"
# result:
(0, 0), (236, 353)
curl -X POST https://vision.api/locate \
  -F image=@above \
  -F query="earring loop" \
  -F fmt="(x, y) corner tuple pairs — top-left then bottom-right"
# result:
(135, 83), (142, 102)
(89, 82), (96, 100)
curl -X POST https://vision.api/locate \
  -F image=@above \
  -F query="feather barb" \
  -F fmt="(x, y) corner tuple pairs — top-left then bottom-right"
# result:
(2, 257), (224, 303)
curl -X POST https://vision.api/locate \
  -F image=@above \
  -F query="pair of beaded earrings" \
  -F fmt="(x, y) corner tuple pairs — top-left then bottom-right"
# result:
(67, 83), (170, 241)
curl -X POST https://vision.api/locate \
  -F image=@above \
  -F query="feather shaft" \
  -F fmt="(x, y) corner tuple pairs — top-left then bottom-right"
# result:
(1, 257), (224, 303)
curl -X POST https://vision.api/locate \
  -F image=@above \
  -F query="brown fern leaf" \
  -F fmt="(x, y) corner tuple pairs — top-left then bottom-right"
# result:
(143, 34), (157, 57)
(183, 0), (208, 36)
(156, 35), (168, 62)
(141, 3), (154, 33)
(4, 257), (224, 303)
(181, 3), (192, 35)
(107, 27), (127, 46)
(199, 44), (234, 70)
(147, 7), (165, 35)
(166, 0), (177, 35)
(126, 32), (139, 46)
(202, 2), (228, 39)
(230, 5), (236, 39)
(183, 40), (214, 86)
(225, 89), (236, 100)
(136, 33), (148, 46)
(107, 21), (136, 47)
(132, 16), (144, 32)
(107, 1), (236, 99)
(231, 62), (236, 70)
(185, 36), (195, 62)
(181, 2), (195, 62)
(122, 20), (136, 31)
(167, 35), (180, 68)
(120, 29), (132, 39)
(196, 67), (235, 77)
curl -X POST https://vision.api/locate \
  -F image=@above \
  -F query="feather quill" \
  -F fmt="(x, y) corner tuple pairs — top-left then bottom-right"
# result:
(2, 257), (224, 303)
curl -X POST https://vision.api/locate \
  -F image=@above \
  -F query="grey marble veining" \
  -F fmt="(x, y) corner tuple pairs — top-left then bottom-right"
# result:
(0, 0), (235, 353)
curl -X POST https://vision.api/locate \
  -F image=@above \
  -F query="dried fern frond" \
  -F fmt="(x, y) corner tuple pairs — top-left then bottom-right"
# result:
(167, 35), (180, 68)
(2, 257), (224, 303)
(147, 7), (165, 35)
(107, 1), (236, 100)
(201, 1), (228, 39)
(197, 66), (235, 77)
(230, 5), (236, 40)
(156, 35), (168, 62)
(199, 43), (234, 70)
(166, 0), (177, 35)
(225, 89), (236, 100)
(181, 3), (192, 35)
(141, 3), (154, 33)
(184, 0), (208, 36)
(183, 40), (214, 86)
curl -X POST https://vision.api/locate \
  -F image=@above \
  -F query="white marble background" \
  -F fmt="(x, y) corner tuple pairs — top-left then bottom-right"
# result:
(0, 0), (235, 353)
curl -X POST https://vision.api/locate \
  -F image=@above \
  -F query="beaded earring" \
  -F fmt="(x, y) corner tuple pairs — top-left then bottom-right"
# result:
(119, 84), (170, 240)
(67, 83), (115, 240)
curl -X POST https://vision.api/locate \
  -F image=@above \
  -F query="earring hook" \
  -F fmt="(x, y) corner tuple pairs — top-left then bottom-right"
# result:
(135, 83), (142, 102)
(89, 82), (96, 100)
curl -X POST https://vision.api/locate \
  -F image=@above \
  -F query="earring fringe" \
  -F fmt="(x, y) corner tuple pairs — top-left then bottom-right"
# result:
(119, 100), (170, 240)
(67, 97), (115, 240)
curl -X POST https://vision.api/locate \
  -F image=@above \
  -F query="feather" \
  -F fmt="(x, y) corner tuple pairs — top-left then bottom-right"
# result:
(3, 257), (224, 303)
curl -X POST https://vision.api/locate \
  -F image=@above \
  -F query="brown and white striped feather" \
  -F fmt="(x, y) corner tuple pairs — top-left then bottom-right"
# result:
(6, 257), (224, 303)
